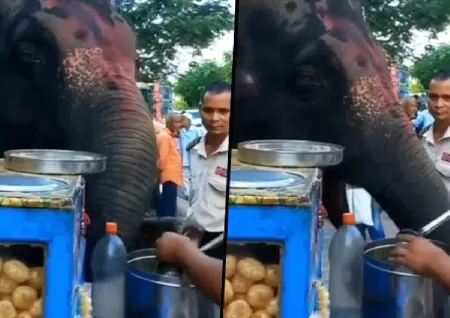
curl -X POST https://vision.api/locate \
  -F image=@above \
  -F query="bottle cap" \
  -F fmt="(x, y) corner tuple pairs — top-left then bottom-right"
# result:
(106, 222), (118, 234)
(342, 213), (356, 225)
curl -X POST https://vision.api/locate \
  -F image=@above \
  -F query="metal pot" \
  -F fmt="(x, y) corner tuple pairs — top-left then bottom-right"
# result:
(363, 238), (450, 318)
(126, 249), (219, 318)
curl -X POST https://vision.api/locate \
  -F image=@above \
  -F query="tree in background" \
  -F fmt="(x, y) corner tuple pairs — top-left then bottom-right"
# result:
(363, 0), (450, 61)
(411, 45), (450, 89)
(122, 0), (233, 81)
(174, 97), (188, 111)
(410, 80), (425, 94)
(175, 53), (232, 108)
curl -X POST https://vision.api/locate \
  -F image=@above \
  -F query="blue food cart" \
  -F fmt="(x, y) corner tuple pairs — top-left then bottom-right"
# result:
(0, 149), (106, 318)
(225, 140), (343, 318)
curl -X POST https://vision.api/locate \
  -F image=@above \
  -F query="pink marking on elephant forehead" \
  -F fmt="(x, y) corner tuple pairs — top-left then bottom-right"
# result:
(37, 1), (136, 80)
(45, 0), (61, 8)
(349, 75), (405, 134)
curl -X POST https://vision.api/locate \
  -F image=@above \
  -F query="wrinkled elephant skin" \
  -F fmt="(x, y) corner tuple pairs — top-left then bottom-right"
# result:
(232, 0), (450, 243)
(0, 1), (157, 279)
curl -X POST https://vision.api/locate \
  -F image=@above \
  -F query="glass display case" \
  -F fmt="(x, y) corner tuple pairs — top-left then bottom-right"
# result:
(224, 243), (281, 318)
(0, 244), (44, 317)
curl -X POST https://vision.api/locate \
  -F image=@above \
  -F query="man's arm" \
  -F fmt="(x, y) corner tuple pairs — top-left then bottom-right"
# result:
(177, 243), (223, 305)
(157, 134), (170, 170)
(430, 253), (450, 293)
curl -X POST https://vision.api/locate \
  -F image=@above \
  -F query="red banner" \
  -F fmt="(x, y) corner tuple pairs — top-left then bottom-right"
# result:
(390, 65), (400, 102)
(153, 82), (162, 121)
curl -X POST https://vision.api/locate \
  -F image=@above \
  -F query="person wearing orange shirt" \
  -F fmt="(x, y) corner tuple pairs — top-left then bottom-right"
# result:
(157, 113), (183, 217)
(150, 108), (165, 135)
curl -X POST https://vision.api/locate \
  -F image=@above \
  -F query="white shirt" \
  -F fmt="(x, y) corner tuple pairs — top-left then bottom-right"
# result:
(345, 185), (373, 226)
(188, 135), (229, 232)
(423, 125), (450, 192)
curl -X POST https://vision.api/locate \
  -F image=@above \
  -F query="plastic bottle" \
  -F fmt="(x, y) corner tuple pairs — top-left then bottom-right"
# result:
(328, 213), (365, 318)
(91, 222), (127, 318)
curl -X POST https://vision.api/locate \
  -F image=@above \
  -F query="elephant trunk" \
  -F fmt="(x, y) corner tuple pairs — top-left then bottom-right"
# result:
(81, 81), (157, 269)
(346, 110), (450, 243)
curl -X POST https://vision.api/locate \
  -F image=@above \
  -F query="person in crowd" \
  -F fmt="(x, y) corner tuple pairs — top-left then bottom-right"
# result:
(150, 108), (165, 134)
(414, 108), (434, 137)
(149, 108), (165, 213)
(346, 185), (385, 241)
(179, 114), (202, 200)
(156, 113), (183, 217)
(422, 68), (450, 192)
(402, 97), (418, 121)
(155, 232), (223, 305)
(185, 80), (230, 258)
(390, 234), (450, 293)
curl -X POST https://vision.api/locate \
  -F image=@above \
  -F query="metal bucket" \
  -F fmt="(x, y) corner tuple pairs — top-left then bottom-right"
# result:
(363, 238), (450, 318)
(126, 249), (219, 318)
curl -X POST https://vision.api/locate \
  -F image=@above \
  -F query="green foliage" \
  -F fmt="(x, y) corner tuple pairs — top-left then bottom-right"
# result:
(122, 0), (233, 81)
(174, 98), (188, 110)
(363, 0), (450, 62)
(411, 45), (450, 88)
(410, 80), (425, 93)
(174, 53), (232, 107)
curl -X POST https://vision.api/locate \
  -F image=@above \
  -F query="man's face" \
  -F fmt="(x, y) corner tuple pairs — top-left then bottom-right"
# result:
(404, 100), (417, 119)
(201, 92), (231, 136)
(429, 79), (450, 121)
(168, 115), (182, 135)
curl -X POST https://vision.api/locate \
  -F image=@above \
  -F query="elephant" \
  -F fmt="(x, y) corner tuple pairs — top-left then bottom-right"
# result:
(232, 0), (450, 244)
(0, 1), (157, 279)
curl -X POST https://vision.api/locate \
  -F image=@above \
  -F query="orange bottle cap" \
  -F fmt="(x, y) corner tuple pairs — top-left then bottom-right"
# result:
(343, 213), (356, 225)
(106, 222), (118, 234)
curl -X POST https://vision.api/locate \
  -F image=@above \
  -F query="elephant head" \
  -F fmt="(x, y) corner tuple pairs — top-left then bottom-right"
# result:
(232, 0), (450, 242)
(0, 1), (157, 276)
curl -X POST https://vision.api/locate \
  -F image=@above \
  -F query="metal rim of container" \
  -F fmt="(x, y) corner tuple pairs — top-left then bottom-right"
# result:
(236, 139), (344, 168)
(127, 251), (196, 288)
(4, 149), (107, 161)
(364, 242), (421, 277)
(126, 268), (195, 288)
(238, 140), (345, 154)
(4, 149), (107, 175)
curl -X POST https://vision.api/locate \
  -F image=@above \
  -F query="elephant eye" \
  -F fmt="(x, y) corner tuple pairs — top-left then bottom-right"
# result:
(16, 42), (42, 64)
(293, 63), (325, 101)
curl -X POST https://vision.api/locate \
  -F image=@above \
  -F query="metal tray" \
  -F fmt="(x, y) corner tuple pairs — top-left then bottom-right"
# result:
(4, 149), (107, 175)
(237, 140), (344, 168)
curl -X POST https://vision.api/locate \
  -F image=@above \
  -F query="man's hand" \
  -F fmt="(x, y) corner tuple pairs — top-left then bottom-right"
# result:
(182, 225), (203, 247)
(389, 234), (447, 277)
(155, 232), (194, 264)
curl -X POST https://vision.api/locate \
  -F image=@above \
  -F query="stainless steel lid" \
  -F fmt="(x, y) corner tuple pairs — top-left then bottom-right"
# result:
(230, 169), (304, 189)
(0, 175), (68, 192)
(237, 140), (344, 168)
(4, 149), (107, 175)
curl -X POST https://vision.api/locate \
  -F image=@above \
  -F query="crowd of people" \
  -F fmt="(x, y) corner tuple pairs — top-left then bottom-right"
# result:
(153, 80), (231, 304)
